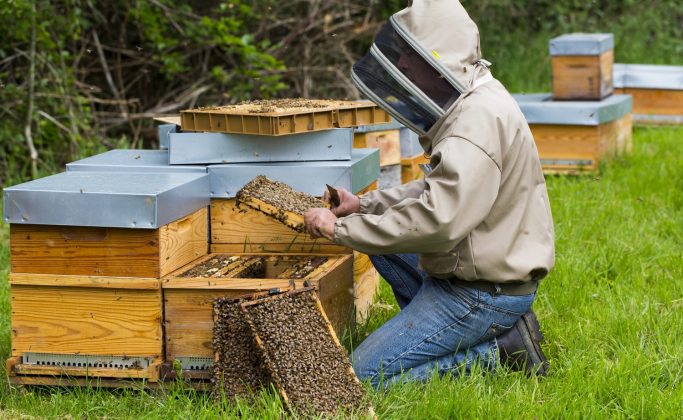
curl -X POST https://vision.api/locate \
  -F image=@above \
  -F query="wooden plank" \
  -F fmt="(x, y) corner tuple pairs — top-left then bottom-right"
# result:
(552, 50), (613, 100)
(530, 124), (600, 172)
(9, 273), (159, 290)
(10, 225), (162, 277)
(164, 288), (253, 360)
(10, 208), (208, 278)
(400, 154), (429, 184)
(353, 252), (378, 323)
(615, 88), (683, 117)
(8, 374), (211, 389)
(210, 242), (348, 254)
(159, 207), (208, 277)
(12, 359), (162, 380)
(11, 284), (163, 357)
(315, 254), (355, 336)
(354, 130), (401, 167)
(5, 356), (20, 376)
(211, 198), (337, 248)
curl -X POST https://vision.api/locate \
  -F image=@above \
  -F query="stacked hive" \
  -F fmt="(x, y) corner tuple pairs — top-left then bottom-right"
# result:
(3, 100), (388, 387)
(4, 167), (210, 386)
(515, 33), (633, 174)
(613, 64), (683, 125)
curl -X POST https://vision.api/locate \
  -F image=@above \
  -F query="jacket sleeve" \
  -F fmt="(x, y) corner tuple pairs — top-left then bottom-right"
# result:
(334, 137), (501, 254)
(359, 179), (427, 215)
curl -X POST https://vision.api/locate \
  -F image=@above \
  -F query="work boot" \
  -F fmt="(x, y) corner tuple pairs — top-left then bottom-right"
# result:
(496, 310), (550, 376)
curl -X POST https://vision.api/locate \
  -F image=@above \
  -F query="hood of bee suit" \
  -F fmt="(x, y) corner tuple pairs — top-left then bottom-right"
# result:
(351, 0), (492, 137)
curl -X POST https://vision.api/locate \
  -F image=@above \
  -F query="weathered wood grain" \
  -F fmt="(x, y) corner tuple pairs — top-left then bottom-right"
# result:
(10, 207), (208, 278)
(11, 282), (163, 357)
(615, 88), (683, 118)
(552, 50), (613, 100)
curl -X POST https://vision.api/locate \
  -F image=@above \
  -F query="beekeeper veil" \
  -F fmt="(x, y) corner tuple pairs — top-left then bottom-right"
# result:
(351, 0), (491, 135)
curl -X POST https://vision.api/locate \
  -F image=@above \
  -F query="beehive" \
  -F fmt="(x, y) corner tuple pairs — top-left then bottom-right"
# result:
(550, 33), (614, 101)
(7, 274), (164, 381)
(161, 253), (354, 379)
(514, 93), (632, 174)
(10, 207), (208, 278)
(613, 63), (683, 125)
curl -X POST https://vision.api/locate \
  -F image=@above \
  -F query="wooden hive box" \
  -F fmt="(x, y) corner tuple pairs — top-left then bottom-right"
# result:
(550, 33), (614, 101)
(614, 63), (683, 125)
(6, 274), (164, 381)
(354, 130), (401, 167)
(4, 171), (210, 278)
(514, 93), (632, 174)
(161, 253), (354, 379)
(10, 207), (208, 278)
(180, 99), (390, 136)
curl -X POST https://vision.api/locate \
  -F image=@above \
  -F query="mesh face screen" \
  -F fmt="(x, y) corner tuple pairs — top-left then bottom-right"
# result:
(353, 52), (438, 133)
(374, 22), (461, 110)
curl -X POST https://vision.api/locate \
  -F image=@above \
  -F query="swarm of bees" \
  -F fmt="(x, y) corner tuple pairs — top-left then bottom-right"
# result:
(212, 288), (369, 416)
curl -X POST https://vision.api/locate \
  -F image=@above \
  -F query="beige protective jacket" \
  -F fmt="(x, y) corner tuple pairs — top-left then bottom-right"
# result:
(335, 0), (555, 284)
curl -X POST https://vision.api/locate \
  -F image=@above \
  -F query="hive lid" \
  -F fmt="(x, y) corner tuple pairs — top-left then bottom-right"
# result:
(613, 63), (683, 90)
(513, 93), (632, 126)
(549, 33), (614, 56)
(208, 148), (379, 198)
(3, 171), (209, 228)
(168, 128), (353, 165)
(67, 150), (207, 173)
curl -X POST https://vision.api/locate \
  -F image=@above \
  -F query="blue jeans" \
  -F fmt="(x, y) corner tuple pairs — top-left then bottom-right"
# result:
(352, 254), (536, 387)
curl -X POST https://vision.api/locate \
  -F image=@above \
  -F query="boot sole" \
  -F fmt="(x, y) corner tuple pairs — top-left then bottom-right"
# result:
(519, 311), (550, 376)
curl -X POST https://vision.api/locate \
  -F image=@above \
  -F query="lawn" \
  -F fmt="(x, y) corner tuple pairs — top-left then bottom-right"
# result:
(1, 125), (682, 418)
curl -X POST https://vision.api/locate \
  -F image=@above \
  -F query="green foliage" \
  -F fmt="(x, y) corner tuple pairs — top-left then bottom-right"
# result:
(0, 0), (681, 187)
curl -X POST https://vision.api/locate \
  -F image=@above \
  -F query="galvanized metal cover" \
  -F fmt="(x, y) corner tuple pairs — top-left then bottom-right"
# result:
(549, 33), (614, 56)
(168, 128), (353, 165)
(613, 63), (683, 90)
(513, 93), (632, 126)
(158, 123), (178, 150)
(354, 117), (404, 133)
(67, 150), (207, 173)
(209, 148), (380, 198)
(400, 127), (423, 157)
(3, 171), (209, 228)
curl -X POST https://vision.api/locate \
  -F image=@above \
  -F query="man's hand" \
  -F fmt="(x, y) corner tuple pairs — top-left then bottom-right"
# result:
(304, 208), (337, 241)
(323, 186), (360, 217)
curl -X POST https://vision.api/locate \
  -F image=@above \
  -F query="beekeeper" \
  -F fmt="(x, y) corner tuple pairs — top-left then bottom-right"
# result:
(304, 0), (554, 387)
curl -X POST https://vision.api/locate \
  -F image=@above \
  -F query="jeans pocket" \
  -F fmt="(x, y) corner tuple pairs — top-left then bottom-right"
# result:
(476, 321), (514, 344)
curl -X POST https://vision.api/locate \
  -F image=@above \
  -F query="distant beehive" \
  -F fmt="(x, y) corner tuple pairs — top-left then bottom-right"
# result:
(550, 33), (614, 101)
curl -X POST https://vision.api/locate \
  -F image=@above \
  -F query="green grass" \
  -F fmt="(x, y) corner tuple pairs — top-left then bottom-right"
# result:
(1, 126), (682, 418)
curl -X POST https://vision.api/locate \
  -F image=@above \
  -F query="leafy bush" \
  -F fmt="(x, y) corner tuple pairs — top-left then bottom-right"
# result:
(1, 0), (681, 186)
